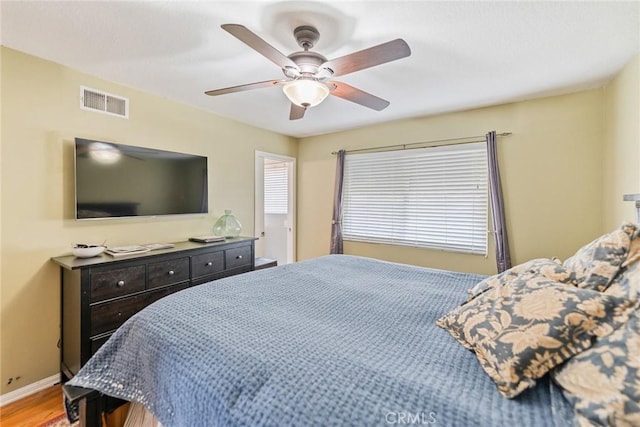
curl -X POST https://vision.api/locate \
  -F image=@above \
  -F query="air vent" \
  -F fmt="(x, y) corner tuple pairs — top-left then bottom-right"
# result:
(80, 86), (129, 118)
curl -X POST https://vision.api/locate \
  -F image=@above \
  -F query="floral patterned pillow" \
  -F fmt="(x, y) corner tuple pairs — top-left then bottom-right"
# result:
(436, 273), (634, 398)
(467, 258), (574, 300)
(562, 223), (635, 292)
(552, 260), (640, 425)
(604, 253), (640, 301)
(622, 223), (640, 269)
(552, 308), (640, 426)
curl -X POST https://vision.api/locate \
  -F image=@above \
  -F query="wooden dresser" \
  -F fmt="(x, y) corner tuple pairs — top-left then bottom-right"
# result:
(51, 237), (256, 382)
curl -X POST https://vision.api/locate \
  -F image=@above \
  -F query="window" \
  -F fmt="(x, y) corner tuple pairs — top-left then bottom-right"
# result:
(264, 161), (289, 215)
(341, 142), (488, 254)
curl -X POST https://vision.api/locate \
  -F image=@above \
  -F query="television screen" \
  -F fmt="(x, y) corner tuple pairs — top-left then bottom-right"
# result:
(75, 138), (208, 220)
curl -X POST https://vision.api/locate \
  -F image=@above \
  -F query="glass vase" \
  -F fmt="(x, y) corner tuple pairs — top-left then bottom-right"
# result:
(213, 210), (242, 238)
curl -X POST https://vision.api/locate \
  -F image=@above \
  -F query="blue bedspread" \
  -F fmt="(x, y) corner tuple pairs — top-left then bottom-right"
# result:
(68, 255), (575, 426)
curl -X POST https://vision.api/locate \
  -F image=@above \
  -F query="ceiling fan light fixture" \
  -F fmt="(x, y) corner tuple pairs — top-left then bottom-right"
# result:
(282, 79), (329, 108)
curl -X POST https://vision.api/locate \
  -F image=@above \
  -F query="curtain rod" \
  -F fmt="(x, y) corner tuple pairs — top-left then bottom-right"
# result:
(330, 132), (512, 155)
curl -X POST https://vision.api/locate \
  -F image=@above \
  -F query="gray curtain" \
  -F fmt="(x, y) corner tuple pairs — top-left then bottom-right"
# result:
(330, 150), (345, 254)
(486, 131), (512, 272)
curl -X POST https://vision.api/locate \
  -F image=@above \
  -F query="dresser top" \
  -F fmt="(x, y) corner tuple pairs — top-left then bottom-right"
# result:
(51, 236), (257, 270)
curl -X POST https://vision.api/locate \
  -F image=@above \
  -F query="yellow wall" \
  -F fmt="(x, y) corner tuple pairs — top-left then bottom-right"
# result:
(603, 54), (640, 228)
(298, 89), (605, 274)
(0, 47), (297, 395)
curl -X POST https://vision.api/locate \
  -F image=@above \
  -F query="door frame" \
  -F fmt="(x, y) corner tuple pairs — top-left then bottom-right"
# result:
(254, 151), (296, 264)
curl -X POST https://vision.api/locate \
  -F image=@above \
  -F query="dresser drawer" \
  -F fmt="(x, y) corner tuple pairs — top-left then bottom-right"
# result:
(192, 251), (224, 278)
(90, 265), (146, 303)
(148, 257), (189, 289)
(225, 246), (252, 270)
(90, 295), (145, 336)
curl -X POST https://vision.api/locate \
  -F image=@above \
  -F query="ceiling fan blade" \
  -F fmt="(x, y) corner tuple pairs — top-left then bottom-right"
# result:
(222, 24), (299, 71)
(328, 81), (390, 111)
(289, 103), (306, 120)
(321, 39), (411, 77)
(205, 79), (286, 96)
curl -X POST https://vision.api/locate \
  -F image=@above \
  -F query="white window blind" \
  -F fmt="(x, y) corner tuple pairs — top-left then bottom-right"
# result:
(264, 161), (288, 215)
(342, 142), (488, 254)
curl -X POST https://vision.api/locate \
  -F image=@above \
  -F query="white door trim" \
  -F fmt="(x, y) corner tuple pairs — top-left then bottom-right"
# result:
(255, 151), (296, 264)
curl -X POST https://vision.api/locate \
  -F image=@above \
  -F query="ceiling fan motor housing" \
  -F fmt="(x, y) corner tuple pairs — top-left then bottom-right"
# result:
(286, 51), (328, 76)
(284, 26), (330, 79)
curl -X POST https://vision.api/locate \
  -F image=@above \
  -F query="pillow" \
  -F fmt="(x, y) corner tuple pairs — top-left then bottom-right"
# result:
(622, 223), (640, 269)
(553, 259), (640, 424)
(552, 307), (640, 426)
(604, 253), (640, 302)
(437, 273), (633, 398)
(562, 223), (634, 292)
(467, 258), (574, 300)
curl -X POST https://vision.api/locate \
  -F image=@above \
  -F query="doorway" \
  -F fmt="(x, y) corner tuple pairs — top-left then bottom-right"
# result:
(255, 151), (296, 266)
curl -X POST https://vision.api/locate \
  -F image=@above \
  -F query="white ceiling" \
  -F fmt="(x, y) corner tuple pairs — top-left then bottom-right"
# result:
(1, 1), (639, 138)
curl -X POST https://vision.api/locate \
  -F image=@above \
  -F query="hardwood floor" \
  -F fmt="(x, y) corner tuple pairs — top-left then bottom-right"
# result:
(0, 384), (65, 426)
(0, 384), (133, 427)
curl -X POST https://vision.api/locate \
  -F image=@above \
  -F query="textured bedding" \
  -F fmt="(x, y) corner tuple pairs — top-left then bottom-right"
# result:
(68, 255), (575, 426)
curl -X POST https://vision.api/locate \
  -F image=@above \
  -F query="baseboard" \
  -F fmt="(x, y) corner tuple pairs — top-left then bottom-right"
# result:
(0, 373), (60, 406)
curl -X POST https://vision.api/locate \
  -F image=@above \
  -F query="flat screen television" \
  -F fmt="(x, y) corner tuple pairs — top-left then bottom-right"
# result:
(74, 138), (208, 220)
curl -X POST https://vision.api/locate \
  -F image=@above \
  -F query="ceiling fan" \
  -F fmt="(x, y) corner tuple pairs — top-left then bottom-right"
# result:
(205, 24), (411, 120)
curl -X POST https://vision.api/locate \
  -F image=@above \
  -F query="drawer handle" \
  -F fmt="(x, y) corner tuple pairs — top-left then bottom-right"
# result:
(168, 270), (175, 276)
(117, 280), (125, 287)
(206, 262), (213, 266)
(236, 255), (243, 260)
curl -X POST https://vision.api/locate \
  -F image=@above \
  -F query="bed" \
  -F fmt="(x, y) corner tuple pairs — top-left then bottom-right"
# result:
(65, 223), (640, 427)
